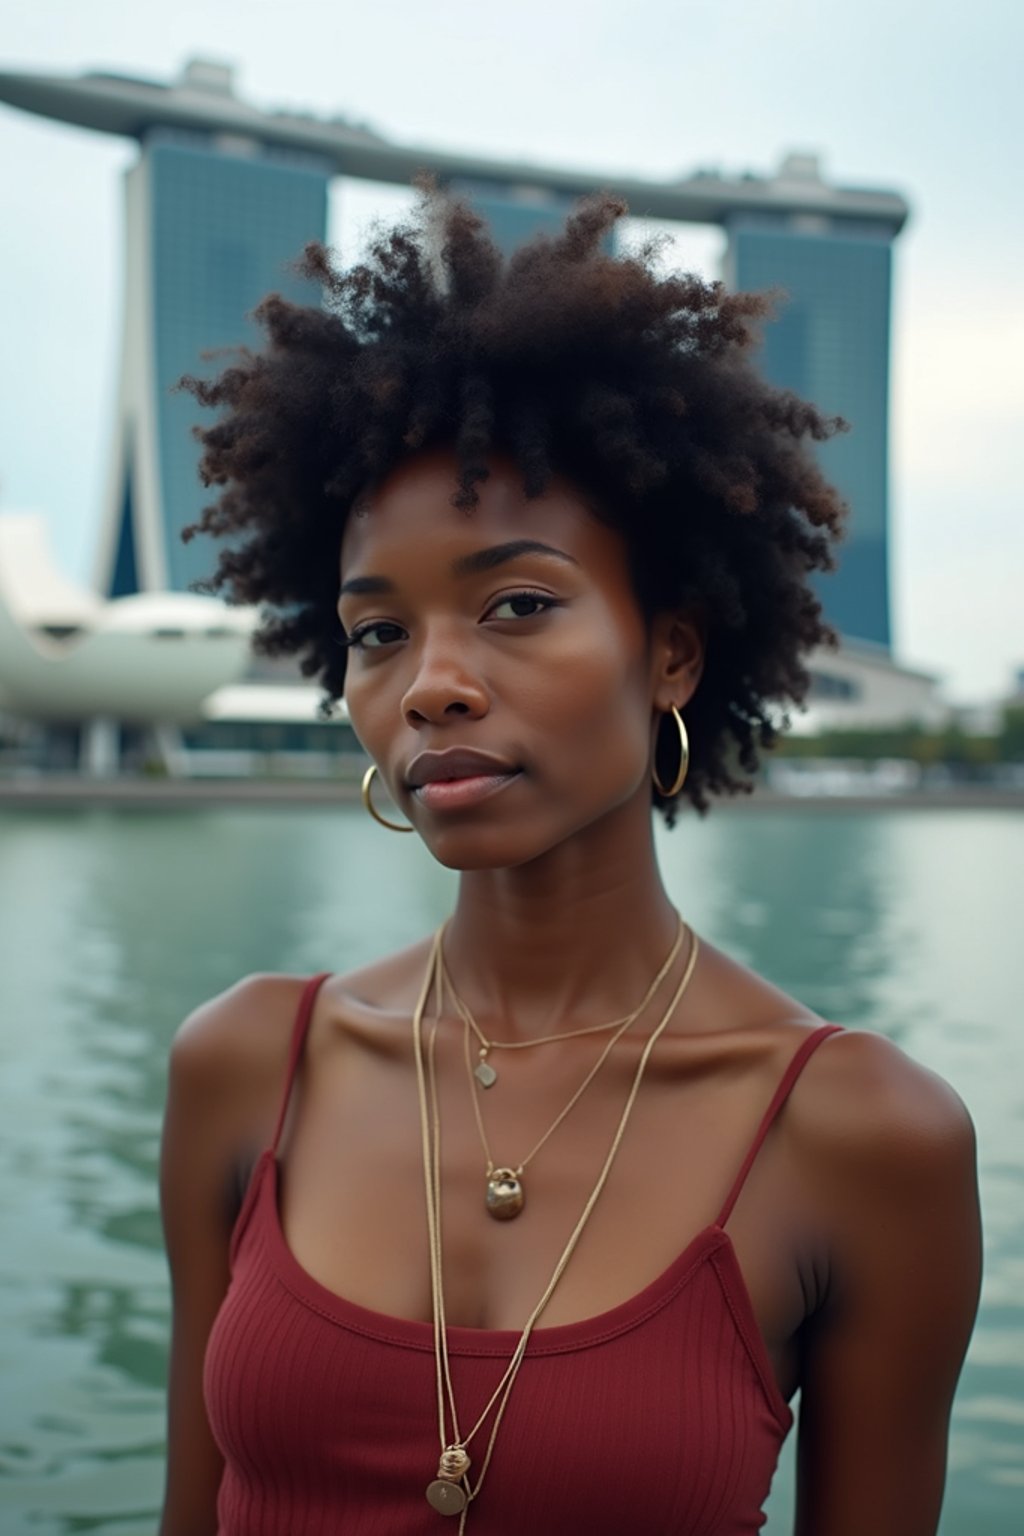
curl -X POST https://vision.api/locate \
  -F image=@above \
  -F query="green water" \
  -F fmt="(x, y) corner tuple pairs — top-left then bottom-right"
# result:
(0, 805), (1020, 1532)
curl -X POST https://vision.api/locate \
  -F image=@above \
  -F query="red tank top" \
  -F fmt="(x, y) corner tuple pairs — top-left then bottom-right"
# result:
(204, 973), (841, 1535)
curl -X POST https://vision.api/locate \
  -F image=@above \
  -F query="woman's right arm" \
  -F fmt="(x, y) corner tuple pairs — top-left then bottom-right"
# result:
(157, 978), (296, 1536)
(158, 997), (236, 1535)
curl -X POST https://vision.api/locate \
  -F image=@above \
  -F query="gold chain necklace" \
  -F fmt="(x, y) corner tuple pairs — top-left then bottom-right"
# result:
(446, 918), (685, 1219)
(411, 918), (700, 1528)
(439, 940), (682, 1089)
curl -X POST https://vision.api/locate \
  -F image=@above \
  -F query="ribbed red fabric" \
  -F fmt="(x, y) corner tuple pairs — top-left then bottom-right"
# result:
(204, 974), (840, 1535)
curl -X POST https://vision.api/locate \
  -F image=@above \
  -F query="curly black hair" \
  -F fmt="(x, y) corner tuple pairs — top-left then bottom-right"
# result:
(181, 189), (847, 819)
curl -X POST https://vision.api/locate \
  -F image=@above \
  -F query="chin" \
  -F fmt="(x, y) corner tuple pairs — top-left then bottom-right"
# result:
(420, 825), (554, 874)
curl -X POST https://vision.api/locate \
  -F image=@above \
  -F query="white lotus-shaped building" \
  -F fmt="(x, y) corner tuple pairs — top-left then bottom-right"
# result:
(0, 512), (256, 724)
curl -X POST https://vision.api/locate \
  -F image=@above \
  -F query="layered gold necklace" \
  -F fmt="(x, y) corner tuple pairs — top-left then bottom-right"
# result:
(411, 917), (700, 1527)
(439, 918), (685, 1219)
(443, 952), (682, 1092)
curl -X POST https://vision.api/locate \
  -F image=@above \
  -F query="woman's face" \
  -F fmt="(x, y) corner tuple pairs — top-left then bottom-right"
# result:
(338, 447), (695, 871)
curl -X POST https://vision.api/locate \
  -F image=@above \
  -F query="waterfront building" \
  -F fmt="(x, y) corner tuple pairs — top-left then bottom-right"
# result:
(103, 132), (328, 597)
(0, 510), (258, 773)
(90, 65), (331, 598)
(725, 157), (895, 651)
(798, 639), (943, 733)
(0, 509), (354, 776)
(0, 61), (919, 767)
(451, 181), (575, 251)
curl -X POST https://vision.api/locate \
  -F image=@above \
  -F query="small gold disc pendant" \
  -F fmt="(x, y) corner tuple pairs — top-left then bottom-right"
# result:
(486, 1168), (524, 1220)
(426, 1479), (467, 1515)
(427, 1448), (470, 1515)
(474, 1057), (497, 1089)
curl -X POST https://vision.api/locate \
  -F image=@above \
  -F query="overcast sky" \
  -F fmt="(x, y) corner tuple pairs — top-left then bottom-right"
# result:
(0, 0), (1021, 703)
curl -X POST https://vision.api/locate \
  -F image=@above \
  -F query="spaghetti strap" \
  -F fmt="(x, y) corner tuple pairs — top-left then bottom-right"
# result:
(269, 972), (332, 1156)
(715, 1023), (843, 1229)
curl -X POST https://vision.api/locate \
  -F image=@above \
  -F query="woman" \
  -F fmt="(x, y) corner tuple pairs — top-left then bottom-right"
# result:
(159, 194), (981, 1535)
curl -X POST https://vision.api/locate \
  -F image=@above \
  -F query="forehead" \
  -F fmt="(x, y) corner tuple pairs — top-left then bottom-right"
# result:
(338, 448), (625, 579)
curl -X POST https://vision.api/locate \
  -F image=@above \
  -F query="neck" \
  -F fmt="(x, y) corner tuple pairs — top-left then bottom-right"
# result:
(442, 791), (682, 1039)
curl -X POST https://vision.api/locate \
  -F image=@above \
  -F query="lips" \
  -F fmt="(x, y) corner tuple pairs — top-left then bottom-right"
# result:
(406, 748), (520, 788)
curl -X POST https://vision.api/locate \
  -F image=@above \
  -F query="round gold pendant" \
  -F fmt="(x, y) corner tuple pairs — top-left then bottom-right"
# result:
(426, 1478), (468, 1515)
(486, 1168), (524, 1220)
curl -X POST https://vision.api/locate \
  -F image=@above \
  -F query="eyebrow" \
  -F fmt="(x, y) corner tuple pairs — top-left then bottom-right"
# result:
(338, 539), (580, 597)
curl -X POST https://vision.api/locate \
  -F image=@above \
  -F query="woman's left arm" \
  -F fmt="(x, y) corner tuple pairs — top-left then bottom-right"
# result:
(793, 1031), (982, 1536)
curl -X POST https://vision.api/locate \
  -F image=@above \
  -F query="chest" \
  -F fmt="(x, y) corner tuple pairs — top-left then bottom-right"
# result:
(268, 1033), (813, 1398)
(208, 1168), (793, 1535)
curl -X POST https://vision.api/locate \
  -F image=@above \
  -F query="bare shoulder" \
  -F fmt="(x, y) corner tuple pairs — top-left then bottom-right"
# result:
(169, 934), (437, 1097)
(172, 971), (309, 1069)
(785, 1027), (977, 1211)
(681, 939), (975, 1189)
(168, 972), (313, 1149)
(782, 1038), (981, 1533)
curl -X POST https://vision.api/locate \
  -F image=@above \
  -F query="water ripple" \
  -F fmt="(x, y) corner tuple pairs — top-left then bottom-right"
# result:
(1, 805), (1020, 1534)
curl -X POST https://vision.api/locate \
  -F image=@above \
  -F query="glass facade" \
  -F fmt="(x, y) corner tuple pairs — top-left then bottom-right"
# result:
(726, 222), (893, 650)
(107, 143), (895, 659)
(118, 136), (329, 595)
(451, 184), (575, 254)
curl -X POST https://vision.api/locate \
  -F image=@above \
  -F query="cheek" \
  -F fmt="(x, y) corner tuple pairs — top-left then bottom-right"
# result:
(342, 673), (387, 758)
(529, 617), (650, 775)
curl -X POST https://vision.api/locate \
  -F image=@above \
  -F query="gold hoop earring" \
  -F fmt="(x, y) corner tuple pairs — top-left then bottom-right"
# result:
(651, 705), (690, 798)
(361, 763), (414, 833)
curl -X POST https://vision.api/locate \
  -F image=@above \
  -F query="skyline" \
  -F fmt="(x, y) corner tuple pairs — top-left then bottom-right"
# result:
(1, 59), (903, 659)
(0, 1), (1021, 703)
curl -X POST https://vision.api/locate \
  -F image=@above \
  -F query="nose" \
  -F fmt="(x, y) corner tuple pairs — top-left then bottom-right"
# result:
(401, 631), (489, 727)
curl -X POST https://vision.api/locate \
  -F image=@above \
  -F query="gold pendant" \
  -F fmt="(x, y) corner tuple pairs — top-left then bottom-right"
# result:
(486, 1168), (525, 1220)
(474, 1057), (497, 1088)
(426, 1479), (467, 1515)
(426, 1447), (470, 1515)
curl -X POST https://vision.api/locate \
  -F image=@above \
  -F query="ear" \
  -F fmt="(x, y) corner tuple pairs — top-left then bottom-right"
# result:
(649, 610), (704, 713)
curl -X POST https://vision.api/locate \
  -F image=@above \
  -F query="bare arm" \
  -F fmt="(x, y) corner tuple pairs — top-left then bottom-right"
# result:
(793, 1032), (982, 1536)
(157, 977), (298, 1536)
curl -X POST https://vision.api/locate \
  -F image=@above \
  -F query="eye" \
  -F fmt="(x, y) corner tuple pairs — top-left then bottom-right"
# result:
(343, 620), (407, 651)
(486, 590), (558, 621)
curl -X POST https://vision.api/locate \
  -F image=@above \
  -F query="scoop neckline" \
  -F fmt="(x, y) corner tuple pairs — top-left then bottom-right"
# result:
(251, 1150), (791, 1426)
(262, 1148), (724, 1350)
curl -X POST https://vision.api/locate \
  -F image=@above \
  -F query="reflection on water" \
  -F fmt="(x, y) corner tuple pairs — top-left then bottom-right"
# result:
(0, 805), (1020, 1534)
